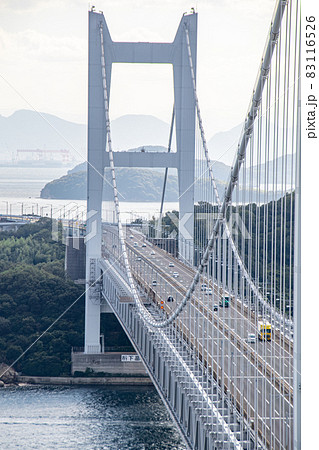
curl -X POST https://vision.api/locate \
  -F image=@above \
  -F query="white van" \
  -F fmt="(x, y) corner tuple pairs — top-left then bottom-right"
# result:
(247, 333), (256, 344)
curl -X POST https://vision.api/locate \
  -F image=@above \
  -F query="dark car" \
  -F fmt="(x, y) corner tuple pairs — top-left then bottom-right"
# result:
(167, 296), (174, 302)
(219, 295), (230, 307)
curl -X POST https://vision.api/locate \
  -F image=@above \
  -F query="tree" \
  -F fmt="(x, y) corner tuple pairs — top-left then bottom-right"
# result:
(6, 345), (23, 363)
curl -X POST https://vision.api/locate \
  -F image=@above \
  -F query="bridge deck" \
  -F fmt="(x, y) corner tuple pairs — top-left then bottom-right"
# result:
(102, 225), (294, 449)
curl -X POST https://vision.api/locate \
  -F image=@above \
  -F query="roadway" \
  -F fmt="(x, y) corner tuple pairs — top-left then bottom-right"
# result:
(102, 225), (293, 449)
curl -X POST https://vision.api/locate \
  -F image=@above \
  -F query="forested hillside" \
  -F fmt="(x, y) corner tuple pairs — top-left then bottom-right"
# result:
(40, 168), (179, 201)
(0, 219), (132, 377)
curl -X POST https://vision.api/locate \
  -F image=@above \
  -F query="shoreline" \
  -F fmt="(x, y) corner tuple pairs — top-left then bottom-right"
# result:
(15, 375), (153, 386)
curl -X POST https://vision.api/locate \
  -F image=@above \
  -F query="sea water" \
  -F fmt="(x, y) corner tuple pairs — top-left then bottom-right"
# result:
(0, 385), (185, 449)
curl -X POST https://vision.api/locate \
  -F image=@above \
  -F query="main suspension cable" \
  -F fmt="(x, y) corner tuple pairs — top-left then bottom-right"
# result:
(184, 0), (291, 331)
(100, 0), (287, 329)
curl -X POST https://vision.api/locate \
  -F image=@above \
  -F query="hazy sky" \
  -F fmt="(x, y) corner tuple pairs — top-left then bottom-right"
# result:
(0, 0), (276, 136)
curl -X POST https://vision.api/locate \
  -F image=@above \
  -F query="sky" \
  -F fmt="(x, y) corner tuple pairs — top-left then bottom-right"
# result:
(0, 0), (277, 137)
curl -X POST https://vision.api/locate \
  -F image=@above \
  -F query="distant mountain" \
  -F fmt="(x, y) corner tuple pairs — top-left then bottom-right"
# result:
(207, 124), (243, 166)
(1, 110), (294, 200)
(247, 154), (295, 187)
(0, 111), (172, 163)
(110, 115), (170, 151)
(0, 110), (86, 161)
(0, 109), (244, 167)
(207, 160), (233, 184)
(67, 162), (85, 174)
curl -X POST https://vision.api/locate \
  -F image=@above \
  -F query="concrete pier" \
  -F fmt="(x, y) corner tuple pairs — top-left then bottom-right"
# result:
(71, 350), (148, 377)
(17, 376), (152, 386)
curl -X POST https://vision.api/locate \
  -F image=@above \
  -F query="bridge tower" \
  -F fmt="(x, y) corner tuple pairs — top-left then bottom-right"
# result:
(85, 10), (197, 352)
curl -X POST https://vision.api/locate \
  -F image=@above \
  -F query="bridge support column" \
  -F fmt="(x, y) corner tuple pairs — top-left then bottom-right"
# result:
(84, 10), (109, 353)
(85, 9), (197, 349)
(173, 15), (197, 265)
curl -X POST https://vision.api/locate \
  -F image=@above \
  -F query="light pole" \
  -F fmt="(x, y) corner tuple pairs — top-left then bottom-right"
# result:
(1, 201), (8, 216)
(40, 205), (47, 216)
(40, 204), (51, 217)
(17, 202), (24, 216)
(67, 205), (79, 237)
(30, 203), (37, 215)
(100, 334), (105, 353)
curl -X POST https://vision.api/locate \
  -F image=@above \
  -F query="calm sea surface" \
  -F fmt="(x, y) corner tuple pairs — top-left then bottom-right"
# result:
(0, 385), (186, 449)
(0, 166), (69, 198)
(0, 166), (178, 221)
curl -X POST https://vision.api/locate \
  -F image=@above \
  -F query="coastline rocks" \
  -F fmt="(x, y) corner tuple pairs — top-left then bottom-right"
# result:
(0, 363), (18, 385)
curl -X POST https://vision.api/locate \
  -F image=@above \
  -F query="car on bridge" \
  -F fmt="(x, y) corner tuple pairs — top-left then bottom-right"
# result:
(219, 295), (230, 307)
(247, 333), (256, 344)
(203, 287), (213, 295)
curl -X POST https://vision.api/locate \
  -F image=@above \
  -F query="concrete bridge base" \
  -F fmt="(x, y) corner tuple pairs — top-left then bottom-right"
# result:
(17, 376), (152, 386)
(71, 350), (149, 377)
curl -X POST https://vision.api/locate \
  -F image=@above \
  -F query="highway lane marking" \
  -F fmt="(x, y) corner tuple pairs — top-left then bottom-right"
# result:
(105, 232), (293, 408)
(140, 244), (293, 362)
(141, 239), (293, 357)
(189, 301), (293, 408)
(142, 258), (293, 378)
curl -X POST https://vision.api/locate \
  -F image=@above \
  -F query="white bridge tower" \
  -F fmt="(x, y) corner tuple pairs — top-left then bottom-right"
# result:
(85, 10), (197, 353)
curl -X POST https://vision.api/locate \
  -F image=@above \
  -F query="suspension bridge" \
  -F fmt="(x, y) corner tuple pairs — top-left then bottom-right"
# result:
(81, 1), (301, 448)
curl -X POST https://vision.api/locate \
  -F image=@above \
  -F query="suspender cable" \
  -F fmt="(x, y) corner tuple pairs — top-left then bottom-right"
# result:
(157, 107), (175, 238)
(99, 23), (159, 328)
(100, 0), (287, 330)
(184, 0), (291, 335)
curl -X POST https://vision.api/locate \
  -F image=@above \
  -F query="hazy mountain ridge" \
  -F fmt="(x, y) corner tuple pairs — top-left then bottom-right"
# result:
(0, 110), (86, 160)
(1, 110), (293, 202)
(207, 124), (243, 166)
(0, 111), (171, 162)
(0, 110), (293, 174)
(0, 110), (241, 166)
(110, 115), (170, 151)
